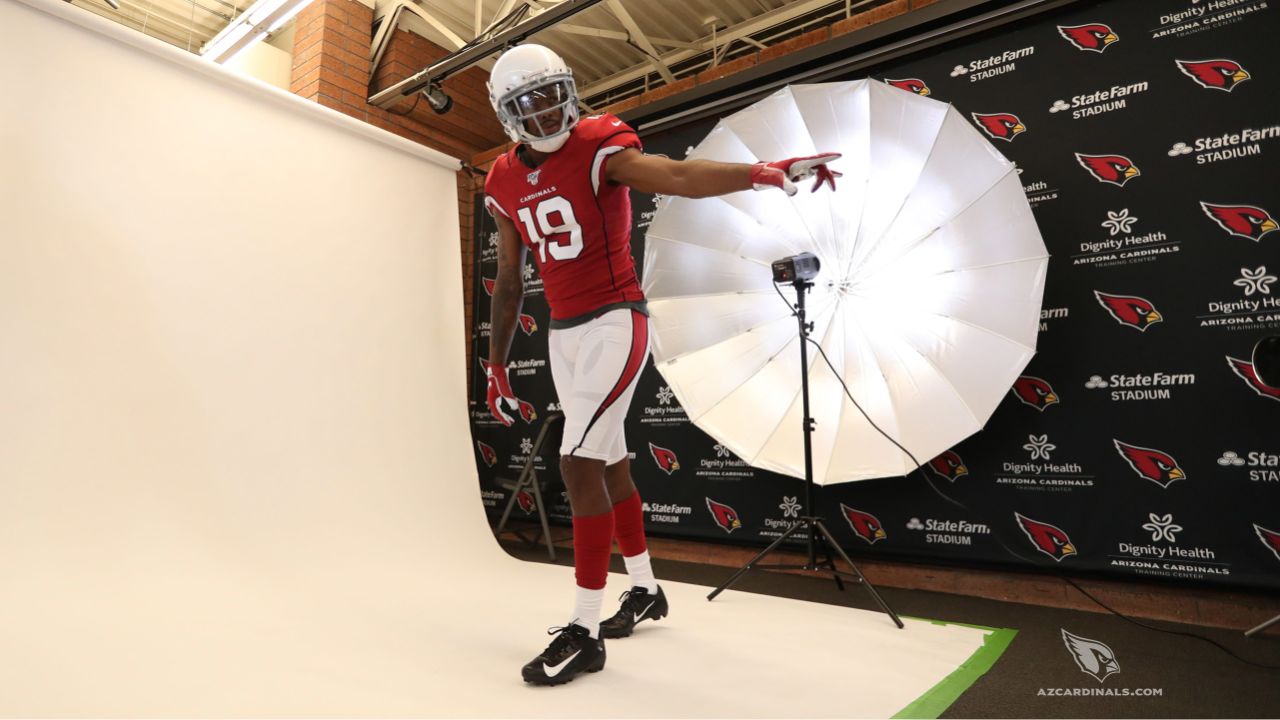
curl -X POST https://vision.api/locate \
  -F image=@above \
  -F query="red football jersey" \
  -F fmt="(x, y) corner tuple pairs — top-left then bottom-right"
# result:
(484, 113), (645, 321)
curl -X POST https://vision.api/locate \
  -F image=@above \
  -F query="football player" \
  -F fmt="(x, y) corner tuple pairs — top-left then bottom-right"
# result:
(482, 43), (840, 686)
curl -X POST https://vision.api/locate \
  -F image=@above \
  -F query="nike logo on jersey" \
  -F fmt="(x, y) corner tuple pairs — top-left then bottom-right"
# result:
(633, 601), (656, 623)
(543, 650), (582, 678)
(610, 119), (623, 126)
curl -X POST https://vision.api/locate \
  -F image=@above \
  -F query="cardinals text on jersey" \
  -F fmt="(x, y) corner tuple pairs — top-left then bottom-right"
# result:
(484, 113), (645, 321)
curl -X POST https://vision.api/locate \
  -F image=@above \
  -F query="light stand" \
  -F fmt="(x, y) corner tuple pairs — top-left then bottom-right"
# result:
(706, 276), (904, 629)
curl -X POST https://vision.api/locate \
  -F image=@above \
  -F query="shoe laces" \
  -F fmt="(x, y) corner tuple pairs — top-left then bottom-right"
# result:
(617, 588), (649, 612)
(544, 622), (587, 659)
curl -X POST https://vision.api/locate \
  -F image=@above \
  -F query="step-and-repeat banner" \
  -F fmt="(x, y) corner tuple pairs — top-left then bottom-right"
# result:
(470, 0), (1280, 590)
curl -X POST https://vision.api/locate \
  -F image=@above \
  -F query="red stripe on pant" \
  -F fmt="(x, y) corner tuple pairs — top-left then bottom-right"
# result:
(612, 490), (647, 557)
(571, 309), (648, 454)
(573, 509), (614, 590)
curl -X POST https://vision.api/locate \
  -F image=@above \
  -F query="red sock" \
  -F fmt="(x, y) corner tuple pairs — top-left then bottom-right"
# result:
(612, 490), (648, 557)
(572, 509), (614, 590)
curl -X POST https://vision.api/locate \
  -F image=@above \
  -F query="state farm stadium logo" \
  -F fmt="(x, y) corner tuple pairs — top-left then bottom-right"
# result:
(841, 505), (887, 544)
(1094, 291), (1163, 331)
(997, 434), (1093, 491)
(696, 443), (754, 480)
(479, 489), (502, 508)
(1010, 375), (1060, 411)
(906, 516), (990, 546)
(971, 112), (1026, 142)
(705, 498), (742, 533)
(1075, 153), (1140, 187)
(927, 451), (969, 482)
(1199, 266), (1280, 330)
(1074, 209), (1178, 269)
(1200, 202), (1278, 242)
(884, 77), (931, 95)
(1217, 449), (1280, 483)
(649, 442), (680, 474)
(1226, 356), (1280, 401)
(1084, 371), (1195, 402)
(1015, 512), (1077, 561)
(639, 384), (689, 426)
(1112, 512), (1228, 580)
(1177, 59), (1251, 92)
(1151, 0), (1271, 40)
(1113, 440), (1187, 489)
(1167, 123), (1280, 165)
(1057, 23), (1118, 52)
(1039, 306), (1069, 333)
(949, 46), (1034, 82)
(1049, 80), (1148, 120)
(643, 500), (693, 525)
(508, 357), (546, 378)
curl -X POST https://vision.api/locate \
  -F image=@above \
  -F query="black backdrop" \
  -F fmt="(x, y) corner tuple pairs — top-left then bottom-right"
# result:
(470, 0), (1280, 590)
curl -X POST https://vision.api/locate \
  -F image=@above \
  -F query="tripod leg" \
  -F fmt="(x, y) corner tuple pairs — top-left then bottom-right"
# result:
(708, 520), (806, 601)
(527, 472), (556, 561)
(1245, 613), (1280, 638)
(817, 533), (845, 592)
(813, 520), (904, 628)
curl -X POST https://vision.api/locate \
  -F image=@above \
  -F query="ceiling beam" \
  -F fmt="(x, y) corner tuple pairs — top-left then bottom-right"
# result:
(407, 0), (467, 48)
(604, 0), (675, 84)
(554, 23), (700, 50)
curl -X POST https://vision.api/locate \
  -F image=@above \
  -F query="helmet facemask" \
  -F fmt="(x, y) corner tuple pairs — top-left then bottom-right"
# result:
(495, 73), (579, 152)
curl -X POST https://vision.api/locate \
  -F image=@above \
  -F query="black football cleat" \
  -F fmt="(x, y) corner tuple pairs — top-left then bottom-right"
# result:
(521, 623), (605, 686)
(599, 585), (668, 639)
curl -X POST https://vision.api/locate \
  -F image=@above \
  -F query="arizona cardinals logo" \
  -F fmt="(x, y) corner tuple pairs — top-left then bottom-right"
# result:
(1061, 630), (1120, 683)
(1075, 154), (1140, 187)
(482, 277), (495, 296)
(1113, 440), (1186, 488)
(1200, 203), (1278, 241)
(1015, 512), (1077, 561)
(1058, 23), (1118, 52)
(518, 314), (538, 335)
(516, 491), (536, 514)
(518, 399), (538, 423)
(1011, 376), (1060, 411)
(840, 505), (887, 545)
(1177, 59), (1250, 92)
(928, 451), (969, 482)
(1226, 356), (1280, 401)
(649, 442), (680, 474)
(1095, 291), (1162, 331)
(972, 112), (1026, 142)
(885, 78), (931, 96)
(1256, 524), (1280, 562)
(706, 498), (742, 533)
(477, 441), (497, 467)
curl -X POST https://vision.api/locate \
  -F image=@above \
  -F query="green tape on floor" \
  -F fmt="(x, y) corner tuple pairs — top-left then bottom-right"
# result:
(892, 620), (1018, 720)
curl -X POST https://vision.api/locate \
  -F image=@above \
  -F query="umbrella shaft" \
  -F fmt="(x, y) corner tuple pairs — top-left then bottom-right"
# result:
(794, 280), (816, 529)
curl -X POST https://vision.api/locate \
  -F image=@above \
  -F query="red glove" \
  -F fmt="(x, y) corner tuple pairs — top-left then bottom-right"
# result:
(482, 359), (519, 426)
(750, 153), (842, 196)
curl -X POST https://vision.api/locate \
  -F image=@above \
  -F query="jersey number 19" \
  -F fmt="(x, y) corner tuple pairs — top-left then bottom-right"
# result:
(515, 196), (583, 264)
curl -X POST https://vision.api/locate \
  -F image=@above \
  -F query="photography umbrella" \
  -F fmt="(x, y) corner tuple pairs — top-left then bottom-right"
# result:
(642, 79), (1049, 484)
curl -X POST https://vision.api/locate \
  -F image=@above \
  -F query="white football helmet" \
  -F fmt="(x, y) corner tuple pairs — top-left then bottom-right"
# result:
(487, 44), (579, 153)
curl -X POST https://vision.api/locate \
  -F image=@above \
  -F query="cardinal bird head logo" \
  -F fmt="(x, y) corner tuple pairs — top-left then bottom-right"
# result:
(1256, 524), (1280, 562)
(1058, 23), (1119, 52)
(841, 505), (887, 545)
(649, 442), (681, 474)
(518, 399), (537, 423)
(1095, 291), (1162, 331)
(482, 277), (496, 296)
(1226, 356), (1280, 401)
(1015, 512), (1078, 561)
(1011, 376), (1060, 411)
(706, 498), (742, 533)
(477, 441), (497, 467)
(972, 112), (1026, 142)
(885, 77), (931, 96)
(1200, 203), (1279, 241)
(516, 491), (536, 514)
(1061, 630), (1121, 683)
(1076, 153), (1140, 187)
(928, 451), (969, 482)
(518, 314), (539, 335)
(1113, 440), (1186, 488)
(1177, 59), (1250, 92)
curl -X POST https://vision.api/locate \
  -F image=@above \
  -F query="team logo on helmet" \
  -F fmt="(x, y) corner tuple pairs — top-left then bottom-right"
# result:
(1176, 59), (1250, 92)
(840, 505), (887, 545)
(649, 442), (681, 474)
(1075, 153), (1140, 186)
(1113, 440), (1186, 488)
(1061, 630), (1121, 683)
(516, 491), (536, 514)
(518, 314), (539, 335)
(1058, 23), (1119, 52)
(518, 399), (538, 423)
(885, 78), (931, 96)
(1095, 291), (1163, 331)
(482, 277), (496, 296)
(706, 498), (742, 533)
(1256, 524), (1280, 562)
(477, 441), (498, 467)
(928, 451), (969, 482)
(1011, 376), (1060, 410)
(972, 112), (1027, 142)
(1015, 512), (1078, 561)
(1226, 357), (1280, 401)
(1200, 203), (1279, 241)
